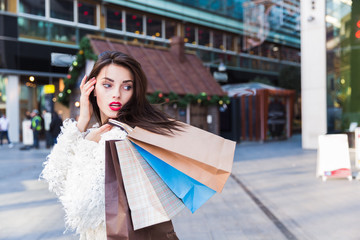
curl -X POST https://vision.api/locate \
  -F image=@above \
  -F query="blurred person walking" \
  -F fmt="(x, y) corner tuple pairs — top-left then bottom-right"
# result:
(31, 109), (42, 149)
(0, 113), (13, 148)
(50, 111), (62, 144)
(43, 110), (53, 148)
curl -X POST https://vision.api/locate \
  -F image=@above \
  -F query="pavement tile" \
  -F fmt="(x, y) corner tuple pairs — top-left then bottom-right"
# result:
(1, 135), (360, 240)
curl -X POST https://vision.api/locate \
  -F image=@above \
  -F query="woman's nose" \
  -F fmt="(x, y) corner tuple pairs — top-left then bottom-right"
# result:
(112, 91), (121, 99)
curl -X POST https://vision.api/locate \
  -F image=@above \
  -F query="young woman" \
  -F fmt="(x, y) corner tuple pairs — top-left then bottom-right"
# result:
(41, 51), (180, 240)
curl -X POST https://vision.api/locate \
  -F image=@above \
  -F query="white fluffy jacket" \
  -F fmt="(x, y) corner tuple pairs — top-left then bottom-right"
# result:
(40, 119), (127, 240)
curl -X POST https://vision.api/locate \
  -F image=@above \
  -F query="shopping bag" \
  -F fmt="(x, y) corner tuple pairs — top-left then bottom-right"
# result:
(133, 142), (216, 213)
(108, 119), (236, 192)
(115, 139), (185, 230)
(105, 140), (179, 240)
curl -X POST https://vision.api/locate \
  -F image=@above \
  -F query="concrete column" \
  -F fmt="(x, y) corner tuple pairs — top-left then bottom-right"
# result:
(301, 1), (327, 149)
(6, 75), (20, 143)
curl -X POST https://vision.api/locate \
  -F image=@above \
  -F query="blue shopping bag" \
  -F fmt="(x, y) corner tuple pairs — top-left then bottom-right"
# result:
(132, 143), (216, 213)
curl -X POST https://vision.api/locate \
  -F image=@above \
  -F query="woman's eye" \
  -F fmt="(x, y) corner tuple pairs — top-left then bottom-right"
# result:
(123, 85), (132, 91)
(103, 84), (111, 88)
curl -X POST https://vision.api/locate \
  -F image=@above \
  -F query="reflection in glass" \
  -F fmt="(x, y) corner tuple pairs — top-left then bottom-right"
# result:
(126, 12), (143, 34)
(78, 1), (96, 25)
(165, 21), (176, 39)
(19, 0), (45, 16)
(18, 17), (47, 40)
(326, 0), (353, 132)
(169, 0), (243, 20)
(50, 23), (76, 44)
(184, 25), (195, 44)
(147, 17), (162, 38)
(50, 0), (73, 21)
(198, 27), (210, 47)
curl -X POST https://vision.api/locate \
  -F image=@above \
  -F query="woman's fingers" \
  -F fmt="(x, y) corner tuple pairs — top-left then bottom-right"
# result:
(85, 124), (113, 142)
(81, 78), (96, 96)
(80, 75), (87, 89)
(97, 124), (113, 133)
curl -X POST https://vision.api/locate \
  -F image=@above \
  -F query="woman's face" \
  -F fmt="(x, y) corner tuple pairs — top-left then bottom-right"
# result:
(94, 64), (134, 123)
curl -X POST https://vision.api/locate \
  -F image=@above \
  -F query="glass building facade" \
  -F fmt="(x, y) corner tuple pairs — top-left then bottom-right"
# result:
(326, 0), (358, 132)
(1, 0), (301, 78)
(0, 0), (301, 141)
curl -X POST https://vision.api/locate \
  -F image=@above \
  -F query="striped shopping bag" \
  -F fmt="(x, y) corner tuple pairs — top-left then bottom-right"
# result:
(115, 139), (185, 230)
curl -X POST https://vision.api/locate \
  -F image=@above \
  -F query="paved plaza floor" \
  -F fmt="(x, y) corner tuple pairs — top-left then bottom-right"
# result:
(1, 135), (360, 240)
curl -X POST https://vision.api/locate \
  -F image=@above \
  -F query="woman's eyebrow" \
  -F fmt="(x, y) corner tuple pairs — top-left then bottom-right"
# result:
(102, 77), (133, 83)
(122, 80), (133, 84)
(102, 77), (114, 82)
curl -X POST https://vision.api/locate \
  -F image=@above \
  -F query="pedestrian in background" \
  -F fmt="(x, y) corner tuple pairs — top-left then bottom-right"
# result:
(43, 110), (52, 148)
(50, 111), (62, 144)
(0, 113), (13, 148)
(31, 109), (42, 149)
(25, 110), (31, 120)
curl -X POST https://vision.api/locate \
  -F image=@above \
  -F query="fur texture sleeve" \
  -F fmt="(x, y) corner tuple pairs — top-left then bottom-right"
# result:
(41, 123), (127, 237)
(40, 118), (84, 197)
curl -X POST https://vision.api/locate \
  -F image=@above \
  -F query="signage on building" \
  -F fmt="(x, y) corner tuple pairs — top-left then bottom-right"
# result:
(213, 71), (228, 82)
(317, 134), (352, 181)
(51, 53), (76, 67)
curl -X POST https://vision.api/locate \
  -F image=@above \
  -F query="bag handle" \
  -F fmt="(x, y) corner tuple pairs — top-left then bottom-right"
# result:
(108, 119), (134, 133)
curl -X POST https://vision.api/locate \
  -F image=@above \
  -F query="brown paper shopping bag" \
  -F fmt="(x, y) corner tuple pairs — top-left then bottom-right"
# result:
(105, 140), (179, 240)
(108, 120), (236, 193)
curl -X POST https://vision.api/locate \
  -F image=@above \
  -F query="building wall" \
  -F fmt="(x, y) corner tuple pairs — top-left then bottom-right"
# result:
(301, 0), (327, 149)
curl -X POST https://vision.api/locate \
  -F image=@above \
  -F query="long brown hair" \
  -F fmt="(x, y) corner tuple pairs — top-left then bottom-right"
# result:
(87, 51), (181, 134)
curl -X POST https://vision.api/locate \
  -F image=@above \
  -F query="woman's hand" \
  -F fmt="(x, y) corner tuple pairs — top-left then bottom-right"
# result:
(77, 75), (96, 132)
(85, 124), (113, 143)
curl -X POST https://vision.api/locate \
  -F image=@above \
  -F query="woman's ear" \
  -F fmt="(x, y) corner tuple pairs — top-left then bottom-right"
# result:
(93, 88), (97, 97)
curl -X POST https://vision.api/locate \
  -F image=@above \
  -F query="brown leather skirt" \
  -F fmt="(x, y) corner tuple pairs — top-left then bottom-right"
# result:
(105, 140), (178, 240)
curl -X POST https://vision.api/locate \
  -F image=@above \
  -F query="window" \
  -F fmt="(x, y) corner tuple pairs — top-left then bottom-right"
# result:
(78, 1), (96, 25)
(226, 35), (235, 51)
(213, 31), (223, 49)
(198, 27), (210, 47)
(19, 0), (45, 16)
(106, 7), (123, 31)
(165, 21), (176, 39)
(0, 0), (7, 11)
(50, 0), (73, 21)
(50, 23), (76, 44)
(126, 12), (143, 34)
(0, 76), (7, 104)
(184, 25), (195, 44)
(147, 17), (162, 38)
(18, 17), (47, 40)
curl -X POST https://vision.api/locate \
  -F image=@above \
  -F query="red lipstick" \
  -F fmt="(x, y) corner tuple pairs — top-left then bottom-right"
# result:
(109, 102), (122, 111)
